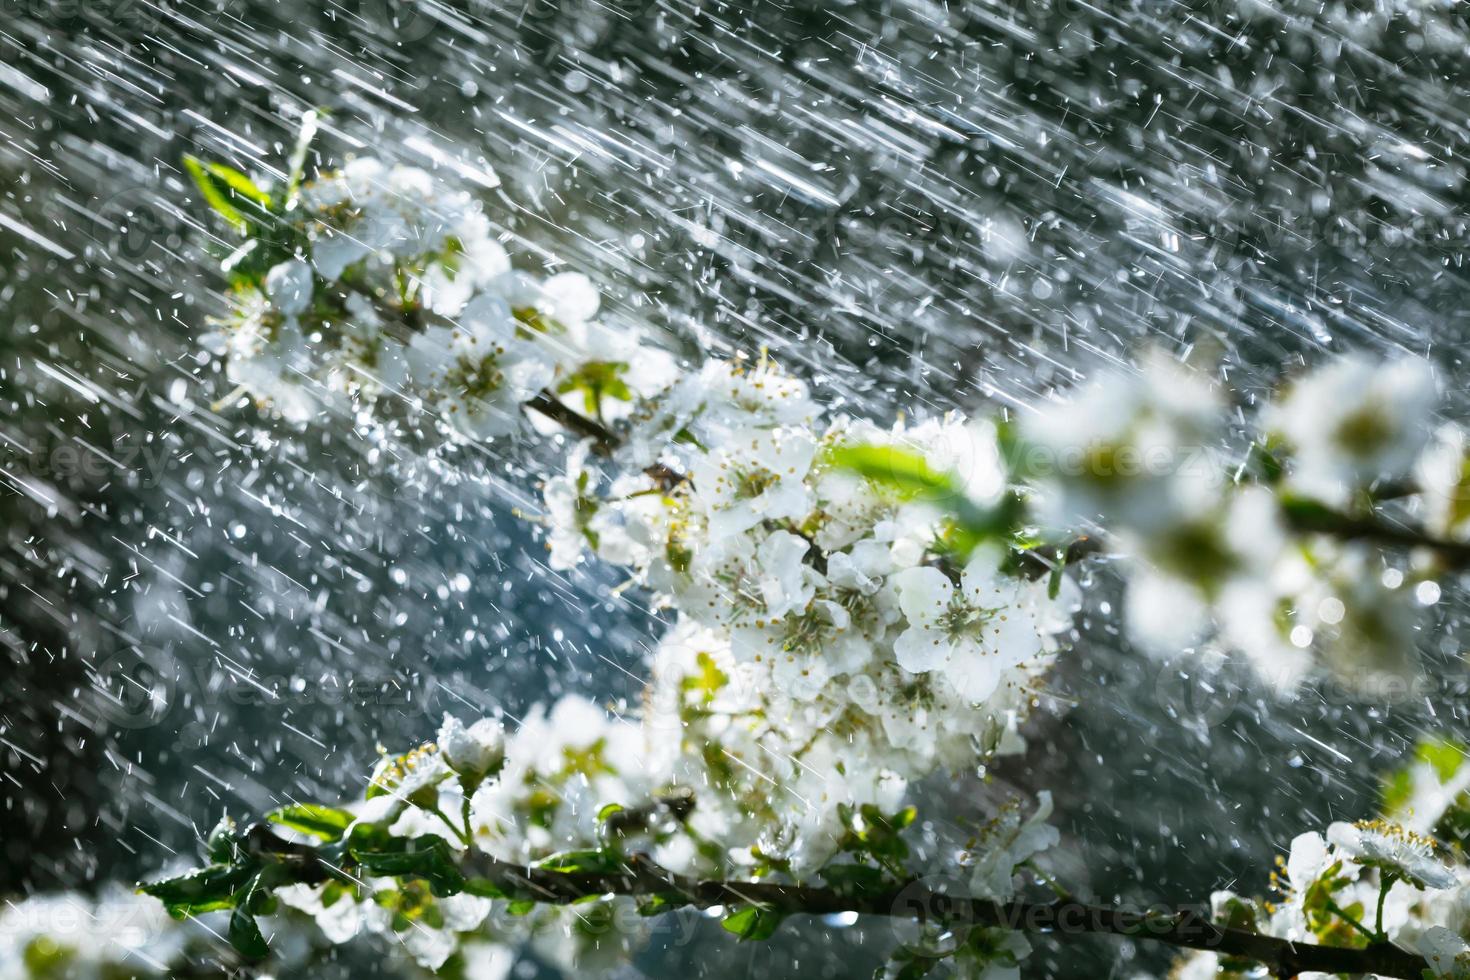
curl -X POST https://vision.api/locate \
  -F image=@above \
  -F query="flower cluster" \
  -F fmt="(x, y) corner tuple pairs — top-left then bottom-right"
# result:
(0, 887), (190, 979)
(1016, 351), (1453, 689)
(265, 700), (672, 974)
(546, 375), (1078, 876)
(202, 157), (673, 437)
(1172, 738), (1470, 978)
(182, 147), (1081, 975)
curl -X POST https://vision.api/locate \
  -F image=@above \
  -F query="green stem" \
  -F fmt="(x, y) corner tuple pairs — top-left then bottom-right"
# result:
(1375, 873), (1397, 941)
(429, 806), (473, 848)
(1324, 898), (1380, 944)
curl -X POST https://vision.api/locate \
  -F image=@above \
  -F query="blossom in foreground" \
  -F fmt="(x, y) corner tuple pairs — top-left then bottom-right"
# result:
(1326, 819), (1457, 891)
(1017, 349), (1452, 691)
(1016, 354), (1224, 536)
(1269, 353), (1438, 505)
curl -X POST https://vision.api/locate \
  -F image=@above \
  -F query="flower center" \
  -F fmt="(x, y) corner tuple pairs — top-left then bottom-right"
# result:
(734, 465), (780, 501)
(453, 348), (506, 400)
(939, 599), (1002, 642)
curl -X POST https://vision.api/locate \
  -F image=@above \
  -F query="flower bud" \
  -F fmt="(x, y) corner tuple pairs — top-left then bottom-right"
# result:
(437, 714), (507, 785)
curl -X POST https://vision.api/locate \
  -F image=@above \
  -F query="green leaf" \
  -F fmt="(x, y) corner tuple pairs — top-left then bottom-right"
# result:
(636, 892), (680, 917)
(534, 848), (624, 875)
(202, 160), (272, 208)
(721, 905), (786, 941)
(184, 155), (247, 234)
(827, 444), (955, 500)
(350, 835), (465, 897)
(463, 877), (510, 899)
(320, 880), (350, 909)
(1243, 438), (1286, 485)
(267, 803), (355, 842)
(506, 899), (537, 916)
(182, 155), (271, 234)
(596, 803), (626, 822)
(205, 815), (239, 864)
(228, 874), (270, 961)
(139, 864), (257, 918)
(1418, 738), (1468, 783)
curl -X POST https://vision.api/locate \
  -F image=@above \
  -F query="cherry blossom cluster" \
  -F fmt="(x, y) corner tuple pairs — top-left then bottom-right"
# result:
(202, 152), (1080, 871)
(0, 886), (194, 979)
(170, 152), (1082, 975)
(1172, 738), (1470, 978)
(1015, 351), (1458, 689)
(268, 701), (668, 974)
(204, 156), (675, 436)
(544, 377), (1077, 876)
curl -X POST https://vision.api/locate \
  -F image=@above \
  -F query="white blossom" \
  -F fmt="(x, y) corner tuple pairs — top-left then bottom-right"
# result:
(967, 792), (1060, 902)
(1019, 354), (1225, 536)
(1270, 353), (1438, 504)
(891, 553), (1046, 703)
(406, 295), (553, 439)
(1326, 819), (1457, 890)
(437, 714), (507, 782)
(1417, 926), (1470, 979)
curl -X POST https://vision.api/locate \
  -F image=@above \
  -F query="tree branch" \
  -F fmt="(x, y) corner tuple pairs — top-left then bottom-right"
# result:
(246, 827), (1428, 979)
(524, 390), (622, 454)
(523, 390), (684, 488)
(1284, 501), (1470, 569)
(527, 390), (1470, 581)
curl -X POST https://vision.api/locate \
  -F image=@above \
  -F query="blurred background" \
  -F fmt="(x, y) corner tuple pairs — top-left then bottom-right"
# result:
(3, 0), (1470, 975)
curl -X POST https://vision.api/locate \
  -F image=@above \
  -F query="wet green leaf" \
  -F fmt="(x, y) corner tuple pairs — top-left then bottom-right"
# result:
(828, 444), (954, 499)
(350, 834), (465, 897)
(228, 874), (269, 961)
(139, 863), (257, 918)
(182, 155), (271, 234)
(534, 848), (624, 875)
(267, 803), (355, 842)
(721, 905), (785, 941)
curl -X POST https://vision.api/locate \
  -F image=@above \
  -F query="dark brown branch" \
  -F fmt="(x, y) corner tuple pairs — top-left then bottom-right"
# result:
(1284, 504), (1470, 569)
(523, 390), (684, 489)
(465, 856), (1426, 978)
(1013, 499), (1470, 582)
(247, 827), (1428, 979)
(525, 390), (622, 453)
